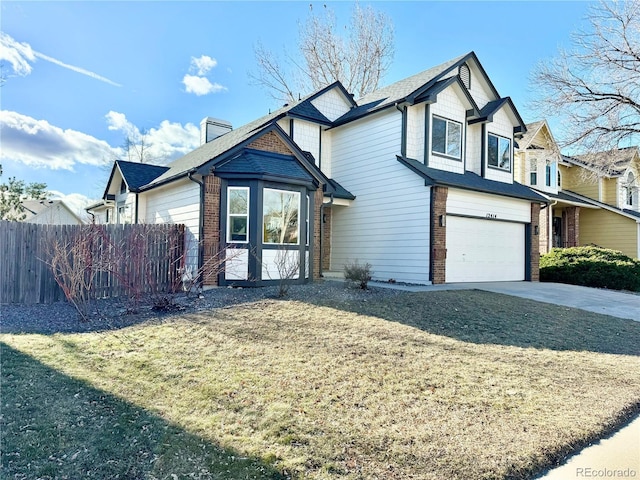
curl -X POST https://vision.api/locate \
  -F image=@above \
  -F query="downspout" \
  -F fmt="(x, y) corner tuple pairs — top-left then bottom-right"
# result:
(396, 103), (407, 158)
(134, 193), (139, 224)
(319, 193), (334, 277)
(188, 170), (205, 288)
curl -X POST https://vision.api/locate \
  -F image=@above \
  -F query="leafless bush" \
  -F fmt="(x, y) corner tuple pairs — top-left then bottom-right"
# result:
(344, 260), (373, 290)
(273, 247), (300, 297)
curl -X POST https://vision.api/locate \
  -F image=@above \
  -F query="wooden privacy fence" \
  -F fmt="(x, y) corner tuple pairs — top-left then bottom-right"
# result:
(0, 221), (185, 305)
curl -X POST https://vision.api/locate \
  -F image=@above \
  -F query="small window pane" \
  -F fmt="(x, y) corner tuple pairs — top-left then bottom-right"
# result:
(499, 138), (510, 170)
(230, 217), (247, 242)
(263, 189), (299, 244)
(447, 122), (462, 157)
(432, 118), (446, 154)
(229, 189), (248, 214)
(488, 135), (499, 167)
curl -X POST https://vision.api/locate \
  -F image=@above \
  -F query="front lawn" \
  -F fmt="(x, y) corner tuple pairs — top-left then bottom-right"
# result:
(2, 288), (639, 479)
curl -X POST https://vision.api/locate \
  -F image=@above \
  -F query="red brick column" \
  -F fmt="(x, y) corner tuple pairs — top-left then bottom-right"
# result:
(313, 189), (323, 280)
(321, 206), (332, 272)
(202, 175), (221, 286)
(565, 206), (580, 247)
(530, 203), (541, 282)
(431, 186), (448, 284)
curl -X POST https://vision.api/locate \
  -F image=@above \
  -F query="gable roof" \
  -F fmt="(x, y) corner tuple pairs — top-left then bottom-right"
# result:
(567, 147), (639, 177)
(21, 199), (84, 224)
(397, 156), (549, 203)
(117, 160), (169, 190)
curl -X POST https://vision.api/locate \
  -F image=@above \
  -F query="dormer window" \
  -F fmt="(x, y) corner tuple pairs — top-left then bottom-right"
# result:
(459, 63), (471, 89)
(120, 180), (127, 194)
(545, 160), (552, 187)
(487, 133), (511, 171)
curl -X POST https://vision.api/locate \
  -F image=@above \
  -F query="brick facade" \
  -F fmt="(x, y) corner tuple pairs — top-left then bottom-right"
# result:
(530, 203), (541, 282)
(248, 131), (292, 155)
(321, 206), (332, 272)
(564, 206), (580, 247)
(431, 186), (448, 284)
(202, 175), (221, 286)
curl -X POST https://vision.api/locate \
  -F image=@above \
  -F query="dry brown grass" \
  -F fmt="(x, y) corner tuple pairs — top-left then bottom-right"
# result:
(2, 289), (639, 479)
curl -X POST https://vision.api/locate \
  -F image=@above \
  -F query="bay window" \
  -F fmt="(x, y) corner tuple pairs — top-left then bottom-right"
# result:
(227, 187), (249, 242)
(263, 188), (300, 244)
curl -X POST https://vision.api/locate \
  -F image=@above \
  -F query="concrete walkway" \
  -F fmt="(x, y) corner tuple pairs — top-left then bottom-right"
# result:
(534, 414), (640, 479)
(366, 280), (640, 322)
(363, 279), (640, 477)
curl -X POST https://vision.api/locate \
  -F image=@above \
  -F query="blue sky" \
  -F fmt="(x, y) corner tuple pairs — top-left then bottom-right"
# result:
(1, 1), (592, 215)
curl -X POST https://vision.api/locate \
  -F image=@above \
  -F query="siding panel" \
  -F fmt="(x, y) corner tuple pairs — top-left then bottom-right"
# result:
(329, 110), (431, 284)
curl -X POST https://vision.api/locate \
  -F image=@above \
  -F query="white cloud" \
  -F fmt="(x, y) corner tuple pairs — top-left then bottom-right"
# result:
(182, 74), (226, 96)
(0, 110), (117, 170)
(0, 31), (121, 86)
(189, 55), (217, 76)
(0, 31), (35, 76)
(104, 111), (200, 165)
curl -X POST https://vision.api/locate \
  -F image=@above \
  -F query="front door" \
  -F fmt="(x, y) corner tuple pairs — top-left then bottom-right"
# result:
(552, 216), (563, 248)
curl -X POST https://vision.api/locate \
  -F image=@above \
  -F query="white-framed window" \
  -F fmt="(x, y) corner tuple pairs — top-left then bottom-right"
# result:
(545, 161), (552, 187)
(263, 188), (300, 245)
(227, 187), (249, 243)
(117, 203), (131, 224)
(625, 172), (636, 206)
(432, 116), (462, 160)
(487, 133), (511, 171)
(529, 158), (537, 185)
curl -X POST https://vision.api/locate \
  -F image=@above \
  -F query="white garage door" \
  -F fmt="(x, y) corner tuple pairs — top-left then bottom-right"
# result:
(446, 216), (525, 282)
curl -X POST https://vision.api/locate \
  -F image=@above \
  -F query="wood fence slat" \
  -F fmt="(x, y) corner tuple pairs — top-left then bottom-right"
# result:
(0, 221), (185, 305)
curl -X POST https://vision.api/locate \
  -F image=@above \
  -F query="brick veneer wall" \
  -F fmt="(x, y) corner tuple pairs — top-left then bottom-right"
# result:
(431, 186), (448, 284)
(202, 175), (221, 286)
(565, 206), (580, 247)
(530, 203), (541, 282)
(321, 206), (332, 272)
(248, 131), (292, 155)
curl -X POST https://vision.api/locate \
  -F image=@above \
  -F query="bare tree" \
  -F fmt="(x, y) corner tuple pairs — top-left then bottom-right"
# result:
(122, 128), (154, 164)
(251, 3), (394, 103)
(531, 0), (640, 174)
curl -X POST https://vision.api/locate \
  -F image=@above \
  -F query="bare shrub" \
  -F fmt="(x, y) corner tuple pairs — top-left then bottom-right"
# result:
(344, 260), (373, 290)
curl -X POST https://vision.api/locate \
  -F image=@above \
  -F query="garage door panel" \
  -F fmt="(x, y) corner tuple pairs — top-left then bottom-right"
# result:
(446, 216), (525, 282)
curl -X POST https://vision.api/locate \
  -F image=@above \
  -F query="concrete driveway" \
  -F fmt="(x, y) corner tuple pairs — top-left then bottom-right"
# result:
(368, 281), (640, 322)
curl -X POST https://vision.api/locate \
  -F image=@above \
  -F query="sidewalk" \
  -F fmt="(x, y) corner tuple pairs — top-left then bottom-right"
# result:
(535, 414), (640, 479)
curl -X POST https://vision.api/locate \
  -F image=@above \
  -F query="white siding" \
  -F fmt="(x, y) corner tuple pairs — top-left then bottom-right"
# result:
(142, 178), (201, 275)
(447, 189), (531, 223)
(485, 108), (515, 183)
(429, 87), (466, 174)
(330, 109), (432, 284)
(468, 61), (494, 108)
(293, 119), (320, 163)
(465, 123), (482, 175)
(311, 88), (352, 121)
(320, 129), (332, 177)
(261, 249), (300, 280)
(406, 103), (425, 161)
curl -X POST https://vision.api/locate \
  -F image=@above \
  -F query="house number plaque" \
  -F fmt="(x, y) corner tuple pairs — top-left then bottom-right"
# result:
(486, 213), (498, 219)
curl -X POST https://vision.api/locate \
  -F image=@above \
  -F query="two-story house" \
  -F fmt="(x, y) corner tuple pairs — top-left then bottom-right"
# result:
(89, 52), (548, 286)
(514, 121), (640, 258)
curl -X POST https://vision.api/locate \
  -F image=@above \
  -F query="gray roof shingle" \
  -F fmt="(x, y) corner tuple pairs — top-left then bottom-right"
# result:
(117, 160), (169, 190)
(397, 156), (549, 203)
(215, 149), (315, 183)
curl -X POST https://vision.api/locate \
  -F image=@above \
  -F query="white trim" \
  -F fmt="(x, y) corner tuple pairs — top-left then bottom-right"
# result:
(227, 186), (250, 244)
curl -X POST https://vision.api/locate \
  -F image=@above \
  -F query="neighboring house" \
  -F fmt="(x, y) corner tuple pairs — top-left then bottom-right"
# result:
(89, 51), (549, 286)
(515, 122), (640, 258)
(560, 148), (640, 258)
(21, 199), (84, 225)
